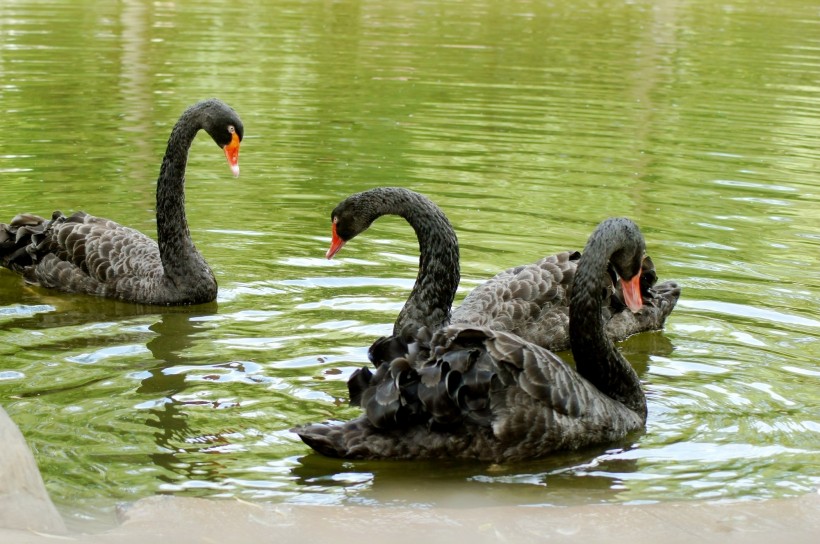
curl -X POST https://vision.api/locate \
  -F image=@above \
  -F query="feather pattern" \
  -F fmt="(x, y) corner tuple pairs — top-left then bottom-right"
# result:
(451, 251), (580, 350)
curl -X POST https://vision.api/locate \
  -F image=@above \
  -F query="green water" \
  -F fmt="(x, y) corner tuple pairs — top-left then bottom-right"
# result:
(1, 0), (818, 529)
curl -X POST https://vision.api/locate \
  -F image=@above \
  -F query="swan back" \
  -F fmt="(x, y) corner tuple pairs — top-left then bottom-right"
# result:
(298, 325), (643, 461)
(452, 250), (580, 351)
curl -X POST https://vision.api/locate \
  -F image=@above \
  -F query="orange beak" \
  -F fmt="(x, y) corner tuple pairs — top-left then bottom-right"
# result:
(620, 273), (644, 312)
(326, 222), (346, 259)
(223, 131), (240, 177)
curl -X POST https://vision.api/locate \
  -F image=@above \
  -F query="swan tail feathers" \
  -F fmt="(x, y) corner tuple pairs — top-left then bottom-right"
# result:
(292, 423), (349, 458)
(292, 419), (381, 459)
(0, 213), (68, 280)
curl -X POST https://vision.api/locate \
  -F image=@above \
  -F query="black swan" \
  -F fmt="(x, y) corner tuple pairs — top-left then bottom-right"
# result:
(293, 217), (677, 461)
(326, 187), (460, 336)
(324, 187), (679, 351)
(0, 99), (243, 305)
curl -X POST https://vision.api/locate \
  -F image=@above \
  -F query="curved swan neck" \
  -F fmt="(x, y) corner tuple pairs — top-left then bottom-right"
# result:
(155, 106), (205, 279)
(359, 188), (460, 334)
(570, 220), (647, 418)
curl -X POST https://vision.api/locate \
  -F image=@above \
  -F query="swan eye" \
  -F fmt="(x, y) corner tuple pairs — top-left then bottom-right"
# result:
(228, 125), (236, 134)
(332, 216), (339, 225)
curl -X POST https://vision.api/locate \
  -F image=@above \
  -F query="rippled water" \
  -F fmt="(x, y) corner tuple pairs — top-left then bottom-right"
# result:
(1, 0), (819, 529)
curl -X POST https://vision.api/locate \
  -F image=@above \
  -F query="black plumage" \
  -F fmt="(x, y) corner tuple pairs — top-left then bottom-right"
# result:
(294, 217), (681, 462)
(0, 99), (243, 305)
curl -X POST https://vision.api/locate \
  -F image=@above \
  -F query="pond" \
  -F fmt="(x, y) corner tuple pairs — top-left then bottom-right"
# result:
(1, 0), (818, 530)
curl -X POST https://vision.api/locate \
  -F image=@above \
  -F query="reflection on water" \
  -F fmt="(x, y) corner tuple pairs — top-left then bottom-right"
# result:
(1, 0), (820, 528)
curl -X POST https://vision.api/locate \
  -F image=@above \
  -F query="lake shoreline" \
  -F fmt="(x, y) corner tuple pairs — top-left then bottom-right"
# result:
(1, 493), (818, 544)
(4, 405), (819, 544)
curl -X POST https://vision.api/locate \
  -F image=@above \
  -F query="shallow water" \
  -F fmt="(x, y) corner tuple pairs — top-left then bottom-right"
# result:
(1, 0), (819, 529)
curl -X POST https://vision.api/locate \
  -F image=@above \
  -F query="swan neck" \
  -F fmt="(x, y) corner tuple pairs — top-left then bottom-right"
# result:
(570, 229), (646, 418)
(155, 112), (204, 279)
(370, 188), (460, 334)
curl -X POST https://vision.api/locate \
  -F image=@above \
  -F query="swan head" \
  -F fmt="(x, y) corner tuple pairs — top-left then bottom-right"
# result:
(600, 218), (646, 312)
(198, 99), (244, 177)
(326, 192), (381, 259)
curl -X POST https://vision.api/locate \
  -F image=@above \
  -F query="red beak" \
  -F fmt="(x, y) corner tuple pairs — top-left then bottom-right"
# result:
(620, 273), (644, 312)
(326, 222), (346, 259)
(223, 131), (240, 177)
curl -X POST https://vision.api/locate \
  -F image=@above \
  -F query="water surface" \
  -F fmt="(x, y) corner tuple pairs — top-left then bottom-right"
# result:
(1, 0), (818, 529)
